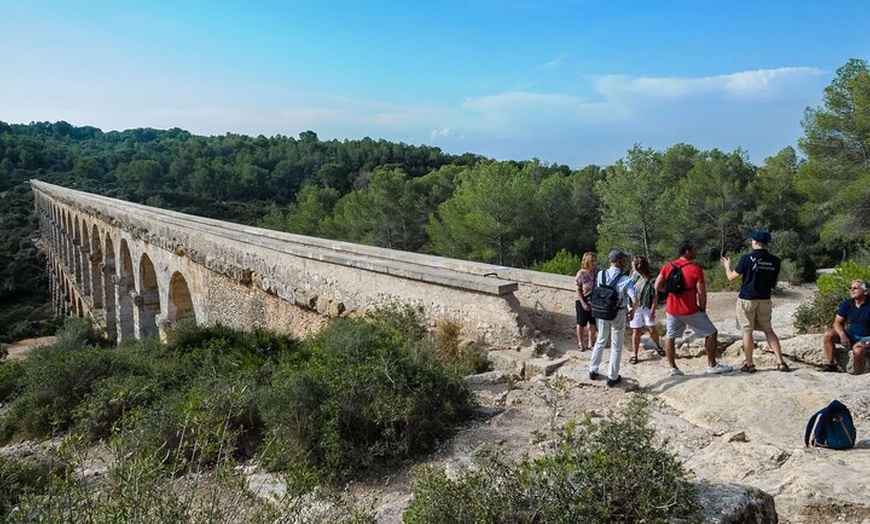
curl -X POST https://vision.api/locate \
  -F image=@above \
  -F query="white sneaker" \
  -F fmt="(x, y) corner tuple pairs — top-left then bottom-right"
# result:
(705, 363), (733, 374)
(669, 367), (684, 377)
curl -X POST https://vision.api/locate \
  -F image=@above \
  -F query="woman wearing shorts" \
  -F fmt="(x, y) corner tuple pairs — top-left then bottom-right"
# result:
(628, 256), (664, 363)
(574, 252), (598, 351)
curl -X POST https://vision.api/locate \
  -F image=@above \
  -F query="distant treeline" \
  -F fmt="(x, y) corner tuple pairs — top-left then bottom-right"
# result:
(1, 58), (868, 340)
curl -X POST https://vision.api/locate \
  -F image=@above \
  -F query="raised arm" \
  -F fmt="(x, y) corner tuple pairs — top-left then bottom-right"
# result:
(721, 256), (740, 281)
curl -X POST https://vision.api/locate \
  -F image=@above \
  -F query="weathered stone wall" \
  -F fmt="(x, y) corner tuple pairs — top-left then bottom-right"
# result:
(31, 180), (577, 345)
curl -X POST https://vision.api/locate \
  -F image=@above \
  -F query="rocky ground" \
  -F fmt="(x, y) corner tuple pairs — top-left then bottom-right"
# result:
(354, 284), (870, 523)
(3, 286), (868, 523)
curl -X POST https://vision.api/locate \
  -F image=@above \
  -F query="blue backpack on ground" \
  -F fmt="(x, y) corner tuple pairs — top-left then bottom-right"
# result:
(804, 399), (856, 450)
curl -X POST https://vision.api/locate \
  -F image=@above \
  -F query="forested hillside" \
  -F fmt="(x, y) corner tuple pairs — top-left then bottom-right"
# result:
(2, 58), (868, 341)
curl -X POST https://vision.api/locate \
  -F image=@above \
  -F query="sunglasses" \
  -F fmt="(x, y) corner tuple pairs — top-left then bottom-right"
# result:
(851, 286), (865, 290)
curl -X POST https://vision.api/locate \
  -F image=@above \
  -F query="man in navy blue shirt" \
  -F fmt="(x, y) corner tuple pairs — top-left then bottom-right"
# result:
(721, 230), (790, 372)
(821, 279), (870, 374)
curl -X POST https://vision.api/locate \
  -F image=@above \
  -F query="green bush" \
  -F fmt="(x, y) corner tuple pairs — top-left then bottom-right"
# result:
(5, 435), (376, 524)
(403, 395), (701, 524)
(0, 361), (26, 402)
(796, 260), (870, 334)
(0, 314), (476, 494)
(537, 248), (581, 275)
(260, 315), (475, 484)
(0, 454), (58, 519)
(1, 345), (113, 441)
(49, 316), (106, 352)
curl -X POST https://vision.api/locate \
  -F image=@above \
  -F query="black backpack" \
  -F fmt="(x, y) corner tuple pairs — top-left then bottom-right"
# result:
(804, 399), (857, 450)
(589, 271), (622, 321)
(664, 262), (688, 294)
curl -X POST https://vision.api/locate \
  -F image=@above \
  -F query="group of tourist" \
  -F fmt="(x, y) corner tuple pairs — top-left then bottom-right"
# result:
(574, 232), (870, 387)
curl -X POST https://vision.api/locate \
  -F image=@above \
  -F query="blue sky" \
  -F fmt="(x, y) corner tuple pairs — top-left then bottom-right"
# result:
(2, 1), (868, 168)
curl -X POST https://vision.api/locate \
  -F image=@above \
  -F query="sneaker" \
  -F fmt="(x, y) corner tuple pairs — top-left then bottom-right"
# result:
(606, 375), (622, 387)
(669, 367), (684, 377)
(705, 363), (733, 374)
(589, 371), (599, 380)
(820, 363), (840, 373)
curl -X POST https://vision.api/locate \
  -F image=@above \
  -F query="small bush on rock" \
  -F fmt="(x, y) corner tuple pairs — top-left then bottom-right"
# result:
(403, 395), (701, 524)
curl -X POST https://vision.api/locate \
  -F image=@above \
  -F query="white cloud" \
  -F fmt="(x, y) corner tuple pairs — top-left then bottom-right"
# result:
(539, 54), (568, 70)
(594, 67), (826, 99)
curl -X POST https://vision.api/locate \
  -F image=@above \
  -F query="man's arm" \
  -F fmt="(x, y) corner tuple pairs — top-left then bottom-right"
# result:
(654, 273), (666, 293)
(720, 256), (740, 282)
(696, 278), (707, 311)
(833, 314), (851, 348)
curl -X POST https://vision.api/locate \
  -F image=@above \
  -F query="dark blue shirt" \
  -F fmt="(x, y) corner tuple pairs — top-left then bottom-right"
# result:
(735, 249), (781, 300)
(837, 299), (870, 340)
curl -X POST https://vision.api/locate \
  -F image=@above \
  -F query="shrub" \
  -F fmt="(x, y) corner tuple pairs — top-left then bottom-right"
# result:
(795, 260), (870, 334)
(537, 248), (581, 275)
(1, 345), (113, 441)
(432, 320), (490, 376)
(260, 315), (475, 485)
(5, 434), (376, 524)
(403, 395), (701, 523)
(49, 316), (105, 352)
(0, 454), (58, 519)
(0, 361), (26, 402)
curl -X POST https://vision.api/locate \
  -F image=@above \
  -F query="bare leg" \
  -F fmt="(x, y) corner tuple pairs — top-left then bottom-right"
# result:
(742, 331), (755, 366)
(649, 325), (661, 348)
(576, 324), (586, 349)
(665, 338), (677, 369)
(853, 342), (867, 375)
(704, 332), (719, 368)
(822, 330), (838, 365)
(765, 330), (785, 365)
(588, 323), (598, 350)
(631, 328), (641, 359)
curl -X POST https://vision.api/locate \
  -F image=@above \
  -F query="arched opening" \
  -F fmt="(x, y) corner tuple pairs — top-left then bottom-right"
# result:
(80, 218), (91, 297)
(90, 225), (103, 308)
(166, 271), (196, 337)
(103, 237), (117, 341)
(138, 254), (160, 339)
(73, 218), (82, 285)
(64, 212), (73, 271)
(117, 240), (136, 342)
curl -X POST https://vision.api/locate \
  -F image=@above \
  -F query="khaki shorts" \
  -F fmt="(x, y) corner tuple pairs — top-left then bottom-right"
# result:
(736, 298), (773, 333)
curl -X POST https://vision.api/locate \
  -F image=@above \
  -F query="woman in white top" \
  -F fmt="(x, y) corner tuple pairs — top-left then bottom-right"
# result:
(628, 255), (664, 363)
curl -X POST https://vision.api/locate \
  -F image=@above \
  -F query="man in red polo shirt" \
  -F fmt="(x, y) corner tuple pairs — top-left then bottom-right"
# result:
(654, 240), (733, 376)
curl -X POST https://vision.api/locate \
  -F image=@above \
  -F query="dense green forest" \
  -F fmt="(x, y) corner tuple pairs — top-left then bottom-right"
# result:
(1, 58), (868, 341)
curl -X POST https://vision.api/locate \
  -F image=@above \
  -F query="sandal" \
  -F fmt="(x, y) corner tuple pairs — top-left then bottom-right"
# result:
(655, 346), (666, 357)
(740, 362), (757, 373)
(777, 362), (791, 372)
(629, 356), (638, 365)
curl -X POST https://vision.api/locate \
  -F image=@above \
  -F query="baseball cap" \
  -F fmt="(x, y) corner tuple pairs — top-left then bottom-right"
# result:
(608, 249), (627, 262)
(748, 230), (771, 243)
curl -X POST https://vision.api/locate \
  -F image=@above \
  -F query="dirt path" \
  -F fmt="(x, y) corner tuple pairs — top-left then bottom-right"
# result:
(1, 336), (56, 361)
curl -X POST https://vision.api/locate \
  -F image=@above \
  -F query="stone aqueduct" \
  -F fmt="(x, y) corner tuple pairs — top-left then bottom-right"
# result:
(32, 180), (576, 346)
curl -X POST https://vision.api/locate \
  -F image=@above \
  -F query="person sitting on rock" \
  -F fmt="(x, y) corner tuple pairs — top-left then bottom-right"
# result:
(821, 279), (870, 374)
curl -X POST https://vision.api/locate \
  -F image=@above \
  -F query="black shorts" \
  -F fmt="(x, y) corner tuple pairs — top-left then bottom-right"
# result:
(575, 299), (594, 327)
